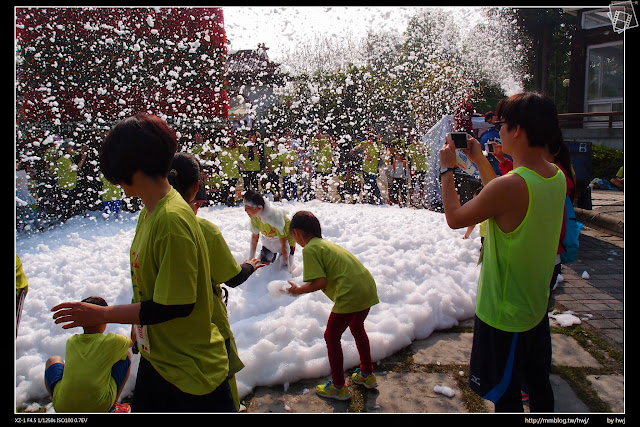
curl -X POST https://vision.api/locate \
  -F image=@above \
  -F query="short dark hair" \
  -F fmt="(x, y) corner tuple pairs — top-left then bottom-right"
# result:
(168, 152), (201, 198)
(290, 210), (322, 239)
(100, 114), (178, 185)
(243, 189), (265, 207)
(495, 92), (561, 148)
(81, 296), (108, 307)
(484, 111), (495, 122)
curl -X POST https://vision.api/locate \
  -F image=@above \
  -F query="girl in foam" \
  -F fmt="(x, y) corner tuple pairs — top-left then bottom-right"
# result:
(243, 190), (296, 272)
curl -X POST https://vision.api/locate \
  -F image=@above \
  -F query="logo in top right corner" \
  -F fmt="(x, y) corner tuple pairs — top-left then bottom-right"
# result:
(609, 1), (638, 33)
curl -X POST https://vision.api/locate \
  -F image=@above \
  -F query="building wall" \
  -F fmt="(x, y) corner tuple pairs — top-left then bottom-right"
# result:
(562, 127), (624, 151)
(567, 9), (624, 114)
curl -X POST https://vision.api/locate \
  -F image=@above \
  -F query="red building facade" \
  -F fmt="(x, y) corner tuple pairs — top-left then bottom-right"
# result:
(16, 7), (229, 144)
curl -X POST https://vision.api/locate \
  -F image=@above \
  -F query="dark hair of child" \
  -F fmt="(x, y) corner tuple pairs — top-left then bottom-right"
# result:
(81, 296), (108, 307)
(243, 189), (265, 207)
(168, 152), (201, 197)
(290, 211), (322, 239)
(100, 113), (178, 185)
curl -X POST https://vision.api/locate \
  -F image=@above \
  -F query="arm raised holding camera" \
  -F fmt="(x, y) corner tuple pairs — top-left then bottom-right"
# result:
(447, 134), (498, 186)
(439, 135), (524, 231)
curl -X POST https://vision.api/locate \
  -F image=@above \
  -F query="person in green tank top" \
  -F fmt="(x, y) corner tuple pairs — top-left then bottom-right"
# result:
(439, 93), (566, 412)
(51, 114), (236, 413)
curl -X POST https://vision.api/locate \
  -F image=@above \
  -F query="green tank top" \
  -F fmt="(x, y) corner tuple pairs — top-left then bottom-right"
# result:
(475, 165), (566, 332)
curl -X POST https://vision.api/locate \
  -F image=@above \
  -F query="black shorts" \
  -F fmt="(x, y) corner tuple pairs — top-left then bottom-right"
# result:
(132, 356), (236, 413)
(468, 313), (553, 409)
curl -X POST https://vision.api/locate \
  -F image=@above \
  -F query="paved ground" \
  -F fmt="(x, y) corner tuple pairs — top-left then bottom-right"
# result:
(243, 189), (625, 416)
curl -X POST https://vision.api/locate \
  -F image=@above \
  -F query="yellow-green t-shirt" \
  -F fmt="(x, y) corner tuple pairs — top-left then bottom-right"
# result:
(197, 217), (245, 375)
(479, 219), (488, 238)
(43, 146), (59, 169)
(218, 147), (241, 179)
(406, 144), (429, 172)
(361, 142), (380, 174)
(198, 217), (241, 334)
(302, 237), (379, 314)
(53, 154), (79, 189)
(99, 174), (122, 201)
(279, 149), (296, 176)
(16, 255), (28, 297)
(316, 143), (333, 174)
(52, 332), (130, 413)
(204, 173), (223, 191)
(264, 144), (279, 171)
(250, 215), (296, 247)
(240, 142), (261, 172)
(130, 188), (228, 395)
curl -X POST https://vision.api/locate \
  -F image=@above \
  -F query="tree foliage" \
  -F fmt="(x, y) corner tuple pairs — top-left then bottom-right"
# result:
(16, 7), (229, 159)
(260, 7), (529, 140)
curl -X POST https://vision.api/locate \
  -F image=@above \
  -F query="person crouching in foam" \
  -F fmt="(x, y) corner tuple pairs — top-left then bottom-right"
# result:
(243, 190), (296, 271)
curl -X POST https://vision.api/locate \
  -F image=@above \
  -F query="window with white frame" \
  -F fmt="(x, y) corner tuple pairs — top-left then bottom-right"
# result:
(585, 41), (623, 127)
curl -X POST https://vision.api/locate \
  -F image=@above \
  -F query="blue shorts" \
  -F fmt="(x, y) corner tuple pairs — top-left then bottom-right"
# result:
(45, 355), (131, 394)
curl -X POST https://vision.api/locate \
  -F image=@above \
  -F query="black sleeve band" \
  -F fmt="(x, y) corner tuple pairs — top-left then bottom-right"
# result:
(139, 300), (195, 325)
(224, 263), (255, 288)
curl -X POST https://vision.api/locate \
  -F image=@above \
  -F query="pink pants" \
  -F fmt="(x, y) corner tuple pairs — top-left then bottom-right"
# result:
(324, 308), (373, 387)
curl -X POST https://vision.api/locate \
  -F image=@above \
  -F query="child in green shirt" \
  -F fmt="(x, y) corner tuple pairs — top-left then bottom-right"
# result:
(44, 297), (132, 413)
(243, 190), (296, 271)
(287, 211), (379, 401)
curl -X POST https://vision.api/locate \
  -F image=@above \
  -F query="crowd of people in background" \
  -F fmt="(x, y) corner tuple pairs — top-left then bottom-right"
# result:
(16, 124), (443, 232)
(194, 126), (434, 210)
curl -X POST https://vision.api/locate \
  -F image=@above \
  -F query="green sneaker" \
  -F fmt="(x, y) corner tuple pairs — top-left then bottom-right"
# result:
(351, 368), (378, 389)
(315, 380), (351, 400)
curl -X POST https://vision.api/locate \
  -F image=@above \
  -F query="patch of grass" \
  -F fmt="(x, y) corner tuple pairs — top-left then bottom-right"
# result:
(548, 323), (623, 413)
(552, 365), (611, 412)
